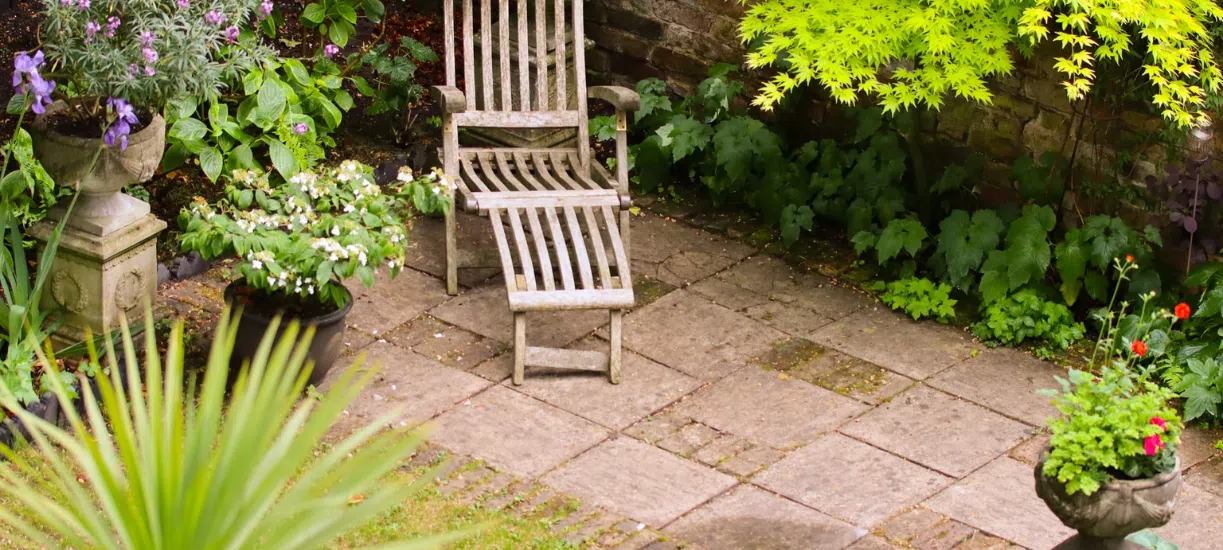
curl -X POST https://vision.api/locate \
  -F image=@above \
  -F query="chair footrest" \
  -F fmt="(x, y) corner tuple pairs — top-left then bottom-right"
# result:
(508, 288), (634, 311)
(526, 346), (608, 371)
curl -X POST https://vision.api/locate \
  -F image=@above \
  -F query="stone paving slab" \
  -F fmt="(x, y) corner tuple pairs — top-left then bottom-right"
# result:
(1178, 426), (1223, 470)
(401, 213), (499, 288)
(345, 267), (450, 335)
(629, 214), (756, 287)
(926, 456), (1073, 549)
(430, 385), (609, 477)
(1187, 455), (1223, 498)
(621, 290), (788, 380)
(383, 314), (506, 370)
(714, 255), (871, 319)
(840, 385), (1032, 477)
(756, 433), (951, 527)
(506, 337), (702, 430)
(1156, 483), (1223, 547)
(319, 341), (491, 438)
(541, 437), (737, 526)
(811, 308), (977, 380)
(927, 348), (1063, 426)
(672, 366), (868, 449)
(664, 485), (866, 549)
(431, 283), (609, 348)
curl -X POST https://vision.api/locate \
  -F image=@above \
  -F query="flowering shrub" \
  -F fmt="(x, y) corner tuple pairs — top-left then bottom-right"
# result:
(176, 160), (451, 307)
(33, 0), (274, 131)
(1041, 259), (1186, 496)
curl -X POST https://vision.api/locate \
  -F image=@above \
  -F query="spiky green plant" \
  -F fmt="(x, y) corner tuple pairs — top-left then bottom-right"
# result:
(0, 307), (468, 549)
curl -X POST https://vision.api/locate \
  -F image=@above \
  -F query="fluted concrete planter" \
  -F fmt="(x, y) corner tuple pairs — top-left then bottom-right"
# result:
(1035, 450), (1181, 549)
(30, 100), (164, 236)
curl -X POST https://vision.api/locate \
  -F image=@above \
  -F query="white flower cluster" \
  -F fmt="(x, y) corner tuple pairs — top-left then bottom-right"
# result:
(381, 225), (405, 244)
(263, 268), (317, 295)
(292, 171), (331, 200)
(189, 200), (215, 220)
(246, 250), (274, 270)
(234, 209), (283, 233)
(283, 194), (316, 226)
(311, 238), (369, 266)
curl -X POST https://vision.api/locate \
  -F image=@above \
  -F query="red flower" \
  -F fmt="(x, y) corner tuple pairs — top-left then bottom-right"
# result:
(1132, 340), (1148, 356)
(1126, 254), (1135, 262)
(1151, 417), (1167, 430)
(1175, 302), (1191, 320)
(1144, 434), (1165, 456)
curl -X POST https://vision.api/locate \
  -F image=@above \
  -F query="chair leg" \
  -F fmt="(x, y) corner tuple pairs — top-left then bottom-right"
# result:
(608, 309), (622, 384)
(445, 205), (459, 296)
(513, 312), (526, 385)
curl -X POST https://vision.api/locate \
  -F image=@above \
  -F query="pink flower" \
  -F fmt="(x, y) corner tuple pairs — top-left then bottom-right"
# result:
(1151, 417), (1167, 431)
(323, 44), (340, 58)
(1144, 434), (1165, 456)
(177, 0), (189, 7)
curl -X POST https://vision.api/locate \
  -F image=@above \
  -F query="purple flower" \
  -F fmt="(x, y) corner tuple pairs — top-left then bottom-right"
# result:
(104, 16), (119, 37)
(12, 50), (43, 88)
(104, 98), (137, 150)
(139, 31), (155, 47)
(292, 122), (308, 135)
(143, 65), (156, 77)
(205, 10), (227, 25)
(224, 25), (240, 42)
(259, 0), (273, 16)
(177, 0), (189, 7)
(142, 47), (158, 64)
(76, 0), (89, 9)
(323, 44), (339, 58)
(128, 63), (138, 79)
(59, 0), (71, 6)
(28, 74), (55, 114)
(85, 21), (100, 41)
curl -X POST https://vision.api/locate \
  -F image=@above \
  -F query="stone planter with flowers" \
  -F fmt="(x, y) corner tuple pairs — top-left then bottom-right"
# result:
(1035, 258), (1190, 549)
(177, 161), (452, 383)
(19, 0), (274, 343)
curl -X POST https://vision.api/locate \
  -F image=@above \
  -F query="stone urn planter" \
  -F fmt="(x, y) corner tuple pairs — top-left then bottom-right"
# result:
(30, 100), (165, 236)
(1035, 450), (1181, 549)
(224, 280), (353, 386)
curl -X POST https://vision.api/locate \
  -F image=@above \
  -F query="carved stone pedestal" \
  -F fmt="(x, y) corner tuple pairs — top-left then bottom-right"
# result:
(29, 213), (165, 346)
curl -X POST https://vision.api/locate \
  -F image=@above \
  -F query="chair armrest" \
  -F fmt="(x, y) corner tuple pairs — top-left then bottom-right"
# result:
(431, 86), (467, 114)
(589, 86), (640, 112)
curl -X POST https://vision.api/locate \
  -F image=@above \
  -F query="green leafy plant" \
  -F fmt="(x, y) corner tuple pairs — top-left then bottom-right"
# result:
(1056, 215), (1162, 306)
(973, 290), (1085, 350)
(165, 57), (356, 181)
(300, 0), (385, 48)
(932, 209), (1005, 292)
(737, 0), (1223, 126)
(979, 205), (1056, 304)
(177, 161), (451, 306)
(1175, 356), (1223, 422)
(1041, 260), (1185, 496)
(852, 217), (927, 266)
(880, 277), (957, 322)
(0, 306), (470, 548)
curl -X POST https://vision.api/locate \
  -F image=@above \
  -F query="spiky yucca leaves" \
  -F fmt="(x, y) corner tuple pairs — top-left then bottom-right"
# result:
(0, 307), (465, 549)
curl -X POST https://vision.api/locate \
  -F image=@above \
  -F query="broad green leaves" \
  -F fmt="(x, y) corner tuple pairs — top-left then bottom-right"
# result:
(874, 218), (927, 264)
(657, 115), (714, 163)
(1056, 215), (1160, 304)
(1176, 358), (1223, 422)
(935, 209), (1004, 290)
(977, 205), (1055, 302)
(881, 277), (957, 322)
(780, 204), (813, 246)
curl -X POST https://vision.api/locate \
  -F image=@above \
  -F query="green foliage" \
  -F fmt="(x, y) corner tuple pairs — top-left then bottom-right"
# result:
(977, 205), (1056, 303)
(0, 128), (64, 226)
(933, 209), (1005, 291)
(737, 0), (1223, 126)
(1056, 215), (1161, 305)
(356, 36), (438, 118)
(1176, 356), (1223, 422)
(1042, 367), (1181, 495)
(880, 277), (957, 322)
(0, 307), (469, 549)
(972, 290), (1084, 349)
(860, 218), (927, 265)
(165, 58), (353, 181)
(177, 162), (447, 307)
(300, 0), (386, 47)
(1128, 531), (1179, 550)
(1011, 151), (1067, 205)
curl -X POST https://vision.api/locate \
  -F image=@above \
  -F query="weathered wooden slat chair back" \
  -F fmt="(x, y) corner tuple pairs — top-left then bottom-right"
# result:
(441, 0), (590, 157)
(434, 0), (640, 385)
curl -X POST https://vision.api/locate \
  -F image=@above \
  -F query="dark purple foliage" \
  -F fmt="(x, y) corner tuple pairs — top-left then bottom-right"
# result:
(1156, 158), (1223, 265)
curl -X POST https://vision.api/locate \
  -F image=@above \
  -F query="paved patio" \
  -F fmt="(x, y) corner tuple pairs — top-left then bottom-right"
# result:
(160, 201), (1223, 549)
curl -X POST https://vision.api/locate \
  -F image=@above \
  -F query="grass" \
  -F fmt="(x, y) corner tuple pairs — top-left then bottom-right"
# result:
(0, 448), (579, 550)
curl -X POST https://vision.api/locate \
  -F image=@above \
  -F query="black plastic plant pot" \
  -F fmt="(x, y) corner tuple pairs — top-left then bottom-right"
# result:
(0, 356), (129, 451)
(223, 280), (353, 386)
